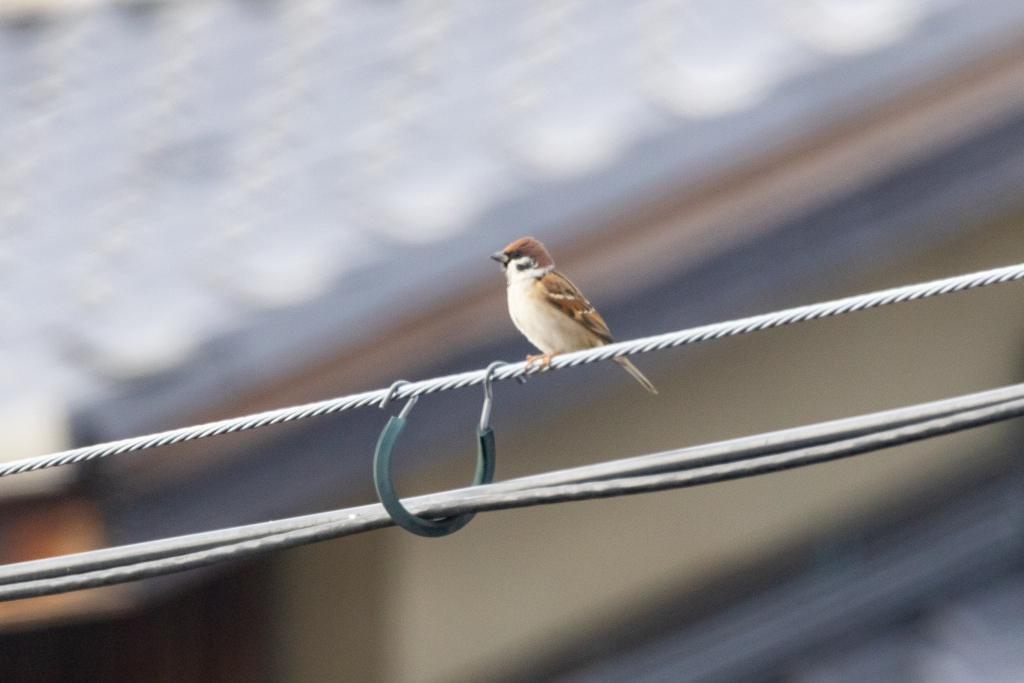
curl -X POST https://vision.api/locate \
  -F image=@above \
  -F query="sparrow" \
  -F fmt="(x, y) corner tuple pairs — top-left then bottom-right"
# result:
(491, 236), (657, 394)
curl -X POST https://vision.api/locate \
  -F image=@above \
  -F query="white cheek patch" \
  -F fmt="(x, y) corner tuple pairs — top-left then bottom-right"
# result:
(505, 261), (549, 284)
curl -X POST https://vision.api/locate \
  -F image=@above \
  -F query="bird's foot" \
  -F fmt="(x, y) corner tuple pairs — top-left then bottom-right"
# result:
(525, 353), (555, 371)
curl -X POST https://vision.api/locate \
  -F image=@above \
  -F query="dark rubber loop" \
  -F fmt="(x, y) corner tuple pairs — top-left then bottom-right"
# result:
(373, 418), (495, 537)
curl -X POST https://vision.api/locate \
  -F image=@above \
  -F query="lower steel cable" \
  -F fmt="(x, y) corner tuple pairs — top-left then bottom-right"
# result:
(0, 384), (1023, 601)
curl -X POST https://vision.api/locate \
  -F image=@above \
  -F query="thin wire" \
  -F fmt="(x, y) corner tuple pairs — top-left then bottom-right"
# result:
(1, 381), (1023, 600)
(2, 261), (1023, 479)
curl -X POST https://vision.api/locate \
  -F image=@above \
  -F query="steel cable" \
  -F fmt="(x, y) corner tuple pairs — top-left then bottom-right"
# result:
(1, 382), (1023, 600)
(3, 380), (1022, 587)
(1, 261), (1023, 479)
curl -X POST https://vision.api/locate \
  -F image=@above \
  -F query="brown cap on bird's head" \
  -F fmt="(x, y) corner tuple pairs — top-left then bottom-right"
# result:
(491, 236), (554, 269)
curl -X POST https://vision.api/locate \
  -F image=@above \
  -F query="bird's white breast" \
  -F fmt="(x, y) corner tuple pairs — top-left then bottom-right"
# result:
(506, 274), (595, 354)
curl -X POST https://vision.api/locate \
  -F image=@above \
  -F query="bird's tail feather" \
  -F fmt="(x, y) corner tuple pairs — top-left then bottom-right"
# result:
(613, 357), (658, 394)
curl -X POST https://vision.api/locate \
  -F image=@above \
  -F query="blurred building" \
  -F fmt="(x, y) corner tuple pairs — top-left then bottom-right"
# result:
(0, 0), (1023, 681)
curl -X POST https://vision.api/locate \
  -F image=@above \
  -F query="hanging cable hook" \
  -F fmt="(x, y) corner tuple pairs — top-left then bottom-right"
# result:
(480, 361), (506, 431)
(373, 374), (497, 538)
(380, 379), (415, 412)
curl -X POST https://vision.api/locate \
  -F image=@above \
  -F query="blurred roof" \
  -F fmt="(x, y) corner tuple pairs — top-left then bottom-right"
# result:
(0, 0), (1021, 634)
(1, 0), (1024, 469)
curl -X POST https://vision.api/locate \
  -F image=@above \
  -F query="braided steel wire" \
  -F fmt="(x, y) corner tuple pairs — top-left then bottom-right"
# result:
(1, 260), (1023, 479)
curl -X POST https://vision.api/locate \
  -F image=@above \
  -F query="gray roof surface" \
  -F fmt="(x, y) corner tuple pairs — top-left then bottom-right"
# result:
(795, 575), (1024, 683)
(2, 0), (1023, 442)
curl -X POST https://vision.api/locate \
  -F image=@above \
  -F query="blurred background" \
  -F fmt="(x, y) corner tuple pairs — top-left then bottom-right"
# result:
(1, 0), (1024, 680)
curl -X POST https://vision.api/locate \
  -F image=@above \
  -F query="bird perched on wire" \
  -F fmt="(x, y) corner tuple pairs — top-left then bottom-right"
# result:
(491, 236), (657, 394)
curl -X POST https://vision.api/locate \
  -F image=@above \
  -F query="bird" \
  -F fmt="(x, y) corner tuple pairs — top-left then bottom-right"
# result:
(491, 236), (657, 394)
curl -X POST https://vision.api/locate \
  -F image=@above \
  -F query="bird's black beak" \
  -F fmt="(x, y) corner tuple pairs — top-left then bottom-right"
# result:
(490, 251), (506, 265)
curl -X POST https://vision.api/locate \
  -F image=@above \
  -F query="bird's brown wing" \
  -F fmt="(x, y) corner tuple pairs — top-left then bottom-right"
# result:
(539, 270), (615, 345)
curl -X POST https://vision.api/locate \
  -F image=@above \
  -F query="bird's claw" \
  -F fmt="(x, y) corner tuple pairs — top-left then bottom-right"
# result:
(525, 353), (554, 371)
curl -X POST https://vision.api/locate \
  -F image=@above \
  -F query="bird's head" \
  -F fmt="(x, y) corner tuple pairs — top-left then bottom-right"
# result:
(491, 237), (554, 280)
